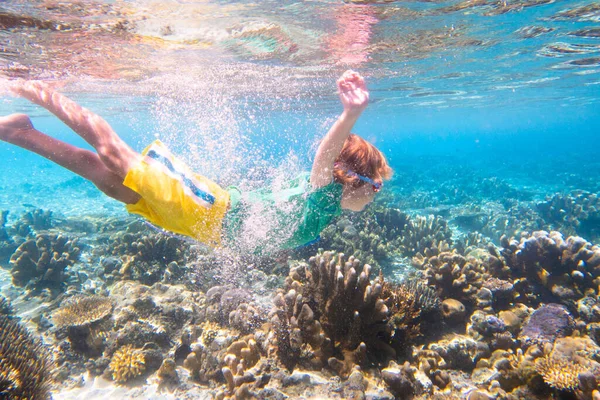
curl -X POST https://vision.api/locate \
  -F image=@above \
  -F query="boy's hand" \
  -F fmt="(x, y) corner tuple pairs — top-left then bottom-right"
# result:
(337, 70), (369, 116)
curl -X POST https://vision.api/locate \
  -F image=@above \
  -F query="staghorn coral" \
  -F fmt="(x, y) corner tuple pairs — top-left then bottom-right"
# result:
(0, 314), (53, 399)
(10, 232), (80, 290)
(535, 355), (586, 391)
(52, 295), (113, 329)
(269, 251), (390, 376)
(109, 344), (146, 383)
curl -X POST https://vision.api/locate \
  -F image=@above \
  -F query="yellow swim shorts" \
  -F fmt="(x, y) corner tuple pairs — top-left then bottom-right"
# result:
(123, 140), (230, 247)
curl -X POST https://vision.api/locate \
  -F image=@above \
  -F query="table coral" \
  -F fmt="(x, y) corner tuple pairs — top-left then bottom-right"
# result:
(52, 294), (113, 329)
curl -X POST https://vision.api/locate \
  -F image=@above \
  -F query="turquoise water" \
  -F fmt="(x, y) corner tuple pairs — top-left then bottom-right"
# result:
(1, 1), (600, 398)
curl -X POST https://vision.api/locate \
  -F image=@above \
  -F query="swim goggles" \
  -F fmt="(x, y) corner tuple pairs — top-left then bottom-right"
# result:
(335, 163), (383, 192)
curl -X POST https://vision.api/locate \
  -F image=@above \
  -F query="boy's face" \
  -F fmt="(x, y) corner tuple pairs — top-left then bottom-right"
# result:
(341, 183), (376, 211)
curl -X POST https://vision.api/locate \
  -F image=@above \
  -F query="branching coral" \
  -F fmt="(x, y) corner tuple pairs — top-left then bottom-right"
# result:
(537, 191), (600, 242)
(0, 210), (17, 262)
(318, 207), (410, 268)
(109, 344), (146, 383)
(52, 295), (113, 329)
(10, 233), (80, 290)
(270, 251), (390, 376)
(217, 335), (270, 399)
(535, 355), (586, 391)
(0, 314), (53, 399)
(497, 231), (600, 306)
(399, 215), (452, 257)
(107, 232), (190, 285)
(382, 280), (440, 348)
(412, 247), (490, 305)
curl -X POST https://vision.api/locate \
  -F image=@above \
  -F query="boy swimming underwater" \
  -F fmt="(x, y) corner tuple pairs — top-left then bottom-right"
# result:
(0, 70), (392, 254)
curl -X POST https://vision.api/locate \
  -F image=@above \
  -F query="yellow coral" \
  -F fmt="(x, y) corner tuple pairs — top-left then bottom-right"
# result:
(201, 321), (220, 346)
(535, 356), (586, 391)
(109, 345), (145, 383)
(52, 295), (113, 328)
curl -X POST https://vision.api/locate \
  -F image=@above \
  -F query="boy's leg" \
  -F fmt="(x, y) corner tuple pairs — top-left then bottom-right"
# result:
(11, 81), (139, 178)
(0, 114), (140, 204)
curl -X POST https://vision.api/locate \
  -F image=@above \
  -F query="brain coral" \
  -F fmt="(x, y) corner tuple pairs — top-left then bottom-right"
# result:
(0, 314), (53, 399)
(52, 294), (113, 328)
(109, 344), (146, 383)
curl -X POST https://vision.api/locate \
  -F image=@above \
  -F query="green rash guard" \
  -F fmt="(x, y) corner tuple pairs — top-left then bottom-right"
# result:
(224, 172), (343, 255)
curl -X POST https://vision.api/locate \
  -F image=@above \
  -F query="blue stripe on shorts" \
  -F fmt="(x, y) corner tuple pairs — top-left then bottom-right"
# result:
(146, 149), (216, 205)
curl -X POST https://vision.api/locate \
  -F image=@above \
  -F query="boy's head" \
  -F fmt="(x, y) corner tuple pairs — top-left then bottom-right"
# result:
(333, 134), (392, 211)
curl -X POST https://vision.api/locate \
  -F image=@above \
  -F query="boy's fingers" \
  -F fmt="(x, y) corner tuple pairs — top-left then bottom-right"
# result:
(356, 75), (367, 91)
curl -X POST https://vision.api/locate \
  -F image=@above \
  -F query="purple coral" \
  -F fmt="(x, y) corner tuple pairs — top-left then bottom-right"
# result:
(519, 303), (574, 345)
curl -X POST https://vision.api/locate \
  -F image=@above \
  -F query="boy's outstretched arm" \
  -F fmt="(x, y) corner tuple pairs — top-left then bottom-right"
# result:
(310, 70), (369, 188)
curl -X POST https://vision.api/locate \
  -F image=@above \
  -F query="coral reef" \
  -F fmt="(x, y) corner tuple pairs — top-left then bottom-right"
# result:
(0, 314), (53, 399)
(534, 355), (586, 391)
(52, 295), (114, 329)
(398, 214), (452, 257)
(109, 344), (146, 383)
(495, 231), (600, 307)
(9, 233), (81, 291)
(412, 246), (489, 306)
(519, 303), (574, 346)
(270, 251), (389, 375)
(319, 206), (410, 268)
(104, 231), (190, 285)
(537, 191), (600, 242)
(0, 210), (17, 263)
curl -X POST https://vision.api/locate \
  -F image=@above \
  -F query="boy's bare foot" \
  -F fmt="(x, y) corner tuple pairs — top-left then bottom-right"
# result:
(10, 81), (55, 107)
(0, 114), (34, 143)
